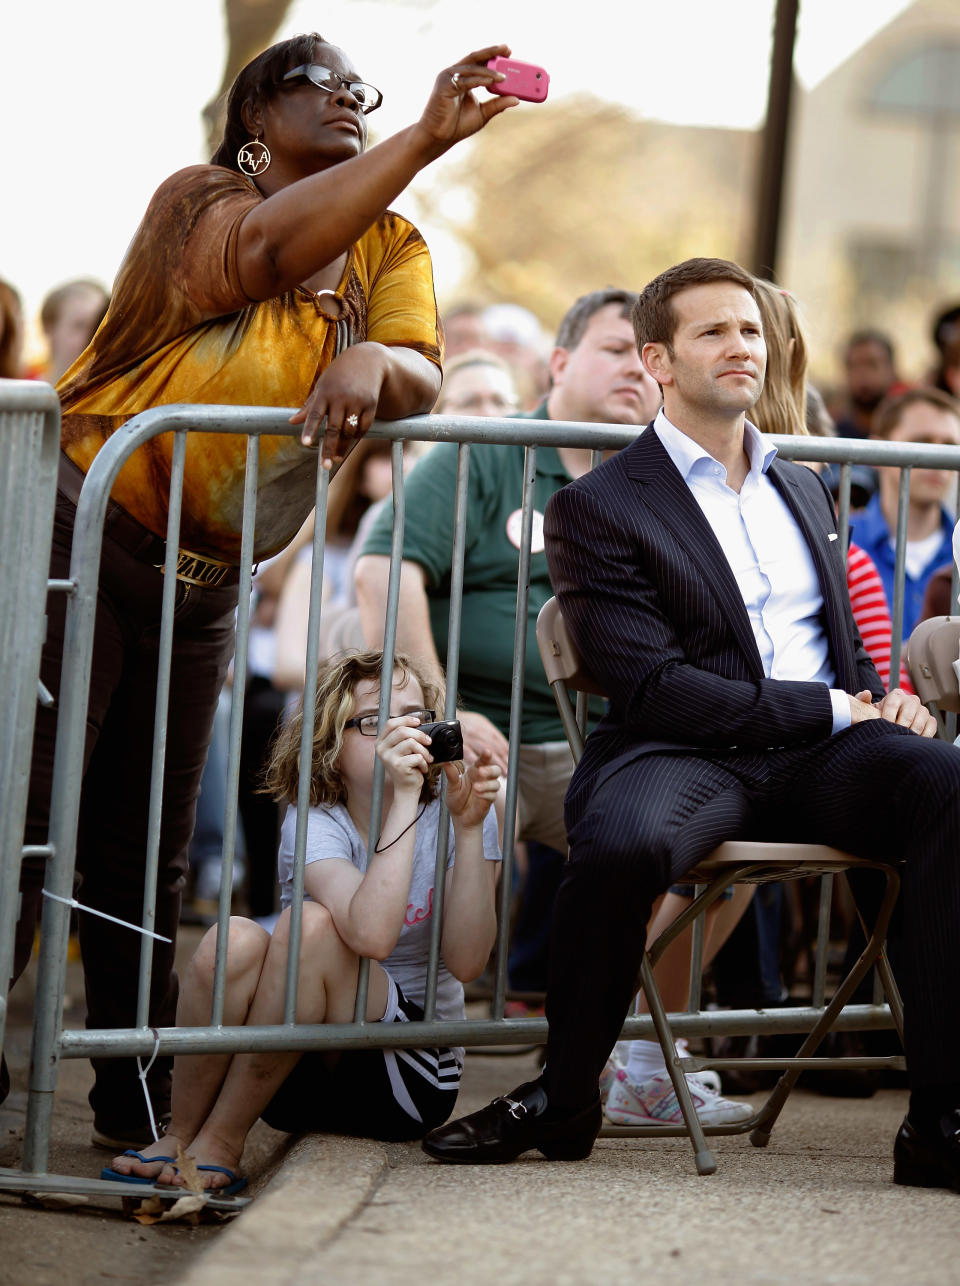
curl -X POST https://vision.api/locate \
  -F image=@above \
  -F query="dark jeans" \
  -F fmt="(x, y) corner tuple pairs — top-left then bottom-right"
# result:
(187, 675), (284, 919)
(189, 694), (238, 866)
(12, 482), (238, 1125)
(542, 722), (960, 1112)
(239, 676), (286, 919)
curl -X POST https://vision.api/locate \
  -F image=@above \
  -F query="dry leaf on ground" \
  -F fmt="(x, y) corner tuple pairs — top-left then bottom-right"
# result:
(131, 1195), (166, 1225)
(132, 1191), (208, 1226)
(154, 1193), (208, 1224)
(176, 1144), (204, 1194)
(24, 1191), (90, 1209)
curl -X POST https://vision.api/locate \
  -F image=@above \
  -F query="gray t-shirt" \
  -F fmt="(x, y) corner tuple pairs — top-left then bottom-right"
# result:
(277, 796), (501, 1023)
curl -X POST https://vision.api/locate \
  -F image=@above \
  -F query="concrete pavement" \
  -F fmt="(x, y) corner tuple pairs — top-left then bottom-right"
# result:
(179, 1050), (960, 1286)
(4, 933), (960, 1286)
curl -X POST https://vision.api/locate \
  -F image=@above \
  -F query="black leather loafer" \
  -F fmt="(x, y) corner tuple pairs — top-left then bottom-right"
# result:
(422, 1079), (601, 1165)
(893, 1111), (960, 1192)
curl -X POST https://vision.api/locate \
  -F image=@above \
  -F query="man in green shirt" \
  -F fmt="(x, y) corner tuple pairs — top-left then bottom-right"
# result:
(355, 289), (659, 859)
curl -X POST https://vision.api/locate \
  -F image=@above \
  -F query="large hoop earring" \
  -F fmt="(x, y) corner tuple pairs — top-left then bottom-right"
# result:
(237, 136), (271, 177)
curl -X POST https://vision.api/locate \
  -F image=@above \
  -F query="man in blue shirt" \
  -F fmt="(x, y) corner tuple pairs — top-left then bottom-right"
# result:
(852, 388), (960, 640)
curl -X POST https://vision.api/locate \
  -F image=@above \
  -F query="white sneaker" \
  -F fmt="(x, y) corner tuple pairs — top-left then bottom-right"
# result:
(602, 1041), (721, 1102)
(604, 1069), (753, 1126)
(689, 1067), (723, 1095)
(675, 1038), (722, 1095)
(599, 1049), (626, 1103)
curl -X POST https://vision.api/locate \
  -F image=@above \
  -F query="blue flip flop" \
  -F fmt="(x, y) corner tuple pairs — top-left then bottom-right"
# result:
(197, 1165), (247, 1196)
(100, 1149), (179, 1185)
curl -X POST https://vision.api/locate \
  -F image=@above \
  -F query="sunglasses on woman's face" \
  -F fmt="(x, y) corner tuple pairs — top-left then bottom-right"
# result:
(281, 64), (383, 114)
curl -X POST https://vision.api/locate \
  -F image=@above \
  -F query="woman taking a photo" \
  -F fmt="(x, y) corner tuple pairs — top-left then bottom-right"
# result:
(11, 34), (519, 1149)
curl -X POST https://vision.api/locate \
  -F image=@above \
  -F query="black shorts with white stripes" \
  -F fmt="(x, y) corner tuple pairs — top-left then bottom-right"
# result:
(261, 983), (462, 1142)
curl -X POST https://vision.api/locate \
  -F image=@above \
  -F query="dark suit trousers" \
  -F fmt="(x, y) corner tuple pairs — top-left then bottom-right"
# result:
(541, 719), (960, 1112)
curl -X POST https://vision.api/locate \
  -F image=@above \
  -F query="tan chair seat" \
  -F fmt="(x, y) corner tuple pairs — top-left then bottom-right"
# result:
(686, 841), (883, 885)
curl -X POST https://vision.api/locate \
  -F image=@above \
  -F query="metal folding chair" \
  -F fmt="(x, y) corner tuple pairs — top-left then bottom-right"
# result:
(905, 615), (960, 722)
(536, 595), (905, 1175)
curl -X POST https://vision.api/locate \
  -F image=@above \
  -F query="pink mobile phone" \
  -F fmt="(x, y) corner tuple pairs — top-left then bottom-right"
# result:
(486, 57), (549, 102)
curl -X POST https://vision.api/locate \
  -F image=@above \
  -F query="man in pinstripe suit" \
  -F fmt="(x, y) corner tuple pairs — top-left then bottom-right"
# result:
(424, 258), (960, 1190)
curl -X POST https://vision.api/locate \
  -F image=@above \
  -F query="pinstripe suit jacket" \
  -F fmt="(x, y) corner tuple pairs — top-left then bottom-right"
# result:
(543, 425), (884, 827)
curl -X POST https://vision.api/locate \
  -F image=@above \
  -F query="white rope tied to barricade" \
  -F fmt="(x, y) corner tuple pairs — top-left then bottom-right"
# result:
(41, 889), (168, 1142)
(40, 889), (172, 942)
(138, 1029), (162, 1143)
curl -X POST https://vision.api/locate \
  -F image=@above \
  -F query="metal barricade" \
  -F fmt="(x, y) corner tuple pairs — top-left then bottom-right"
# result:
(0, 379), (61, 1085)
(1, 404), (959, 1202)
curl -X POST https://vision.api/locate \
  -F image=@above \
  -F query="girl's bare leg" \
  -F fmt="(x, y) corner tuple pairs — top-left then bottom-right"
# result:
(706, 885), (754, 968)
(179, 902), (389, 1191)
(109, 916), (271, 1183)
(636, 887), (754, 1014)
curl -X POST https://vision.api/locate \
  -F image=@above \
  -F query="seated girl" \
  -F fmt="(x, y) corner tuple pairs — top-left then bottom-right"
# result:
(103, 650), (501, 1193)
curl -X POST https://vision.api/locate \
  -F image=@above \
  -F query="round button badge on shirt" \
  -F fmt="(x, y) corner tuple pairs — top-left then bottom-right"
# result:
(506, 509), (545, 553)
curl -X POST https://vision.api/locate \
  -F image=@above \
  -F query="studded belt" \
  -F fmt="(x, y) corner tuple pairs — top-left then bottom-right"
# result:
(58, 451), (243, 589)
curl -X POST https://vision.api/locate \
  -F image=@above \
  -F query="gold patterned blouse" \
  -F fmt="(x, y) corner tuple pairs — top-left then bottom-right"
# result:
(58, 165), (443, 561)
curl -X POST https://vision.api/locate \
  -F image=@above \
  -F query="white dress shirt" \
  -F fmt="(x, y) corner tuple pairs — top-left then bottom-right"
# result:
(653, 410), (851, 734)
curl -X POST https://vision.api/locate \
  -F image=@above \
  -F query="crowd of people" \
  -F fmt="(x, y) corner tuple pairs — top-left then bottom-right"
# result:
(3, 28), (960, 1200)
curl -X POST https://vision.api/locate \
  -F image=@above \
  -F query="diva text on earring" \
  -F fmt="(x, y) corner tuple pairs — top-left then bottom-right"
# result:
(238, 136), (271, 177)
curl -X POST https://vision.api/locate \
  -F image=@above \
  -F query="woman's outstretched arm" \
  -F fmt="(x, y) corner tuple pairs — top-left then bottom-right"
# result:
(236, 45), (517, 300)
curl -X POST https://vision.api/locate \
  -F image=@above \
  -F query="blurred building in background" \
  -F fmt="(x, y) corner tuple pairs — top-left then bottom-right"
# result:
(782, 0), (960, 382)
(429, 0), (960, 382)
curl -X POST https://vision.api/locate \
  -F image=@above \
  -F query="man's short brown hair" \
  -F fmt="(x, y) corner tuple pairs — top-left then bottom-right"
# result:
(873, 387), (960, 439)
(555, 288), (639, 352)
(632, 257), (757, 357)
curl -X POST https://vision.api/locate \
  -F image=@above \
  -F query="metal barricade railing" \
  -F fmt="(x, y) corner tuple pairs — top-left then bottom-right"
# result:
(0, 379), (61, 1083)
(2, 403), (959, 1202)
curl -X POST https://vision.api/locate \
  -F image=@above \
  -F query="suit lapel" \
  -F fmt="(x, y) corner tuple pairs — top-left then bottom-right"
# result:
(766, 458), (858, 692)
(623, 431), (765, 678)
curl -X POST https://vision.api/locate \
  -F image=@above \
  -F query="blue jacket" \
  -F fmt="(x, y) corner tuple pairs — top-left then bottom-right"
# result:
(851, 493), (954, 639)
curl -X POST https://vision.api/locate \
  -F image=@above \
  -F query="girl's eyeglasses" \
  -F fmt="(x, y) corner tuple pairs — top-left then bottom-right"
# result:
(345, 708), (435, 736)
